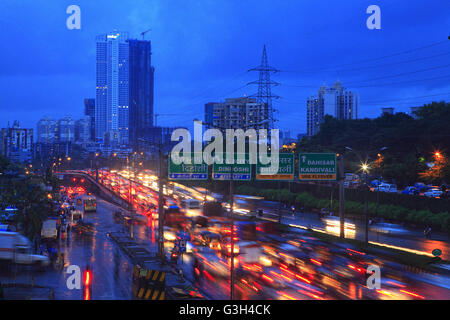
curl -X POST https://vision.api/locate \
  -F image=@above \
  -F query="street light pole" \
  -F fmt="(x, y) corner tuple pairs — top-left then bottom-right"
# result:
(363, 171), (369, 243)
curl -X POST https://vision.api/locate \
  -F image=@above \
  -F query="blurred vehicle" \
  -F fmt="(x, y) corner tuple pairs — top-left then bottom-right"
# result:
(41, 219), (58, 240)
(239, 241), (266, 265)
(193, 230), (222, 250)
(322, 216), (356, 237)
(424, 188), (443, 198)
(75, 195), (83, 206)
(70, 209), (83, 226)
(163, 226), (177, 241)
(372, 278), (425, 300)
(164, 205), (186, 228)
(369, 223), (410, 236)
(220, 236), (240, 256)
(0, 224), (15, 232)
(194, 247), (230, 278)
(180, 198), (202, 217)
(402, 186), (418, 195)
(0, 231), (50, 268)
(83, 195), (97, 212)
(72, 220), (95, 236)
(259, 267), (287, 288)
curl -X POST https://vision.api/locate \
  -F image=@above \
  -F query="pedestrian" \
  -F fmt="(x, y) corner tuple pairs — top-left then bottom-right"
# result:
(424, 226), (432, 239)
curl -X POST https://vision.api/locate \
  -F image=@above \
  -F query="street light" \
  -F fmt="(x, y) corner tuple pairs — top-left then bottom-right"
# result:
(361, 163), (369, 172)
(345, 146), (388, 243)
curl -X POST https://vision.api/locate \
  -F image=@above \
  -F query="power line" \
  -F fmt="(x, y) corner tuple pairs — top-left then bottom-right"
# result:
(280, 51), (450, 75)
(359, 92), (450, 105)
(345, 63), (450, 85)
(279, 40), (449, 73)
(281, 74), (450, 89)
(282, 63), (450, 88)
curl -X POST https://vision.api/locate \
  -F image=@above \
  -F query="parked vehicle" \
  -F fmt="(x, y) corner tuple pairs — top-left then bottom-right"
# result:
(41, 219), (58, 240)
(402, 186), (418, 195)
(414, 182), (429, 193)
(387, 184), (398, 193)
(344, 173), (360, 188)
(424, 189), (443, 198)
(374, 183), (397, 193)
(0, 231), (50, 267)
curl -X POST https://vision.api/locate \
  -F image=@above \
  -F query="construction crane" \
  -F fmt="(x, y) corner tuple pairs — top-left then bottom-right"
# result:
(141, 28), (151, 40)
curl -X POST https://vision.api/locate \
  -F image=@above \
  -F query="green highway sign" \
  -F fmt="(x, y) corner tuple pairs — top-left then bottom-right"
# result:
(168, 153), (208, 180)
(212, 153), (251, 181)
(432, 249), (442, 257)
(256, 153), (295, 181)
(299, 153), (337, 181)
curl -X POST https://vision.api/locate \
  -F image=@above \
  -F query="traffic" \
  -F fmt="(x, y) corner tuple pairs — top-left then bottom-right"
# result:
(77, 168), (450, 300)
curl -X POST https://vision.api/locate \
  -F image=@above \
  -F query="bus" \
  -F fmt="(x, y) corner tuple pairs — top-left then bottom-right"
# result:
(83, 195), (97, 212)
(180, 198), (202, 217)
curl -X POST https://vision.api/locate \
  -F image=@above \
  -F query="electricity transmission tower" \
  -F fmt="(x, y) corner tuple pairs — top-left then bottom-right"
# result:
(248, 44), (280, 129)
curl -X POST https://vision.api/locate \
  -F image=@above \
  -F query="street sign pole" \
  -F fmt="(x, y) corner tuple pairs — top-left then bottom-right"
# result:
(339, 154), (345, 238)
(158, 139), (165, 263)
(229, 162), (235, 301)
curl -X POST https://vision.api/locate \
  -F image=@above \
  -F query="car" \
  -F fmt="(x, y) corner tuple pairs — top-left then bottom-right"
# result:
(387, 184), (397, 193)
(374, 183), (397, 193)
(402, 186), (418, 195)
(424, 189), (443, 198)
(414, 182), (429, 193)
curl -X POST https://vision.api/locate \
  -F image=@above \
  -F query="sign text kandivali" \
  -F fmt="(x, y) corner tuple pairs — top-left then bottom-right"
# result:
(299, 153), (337, 180)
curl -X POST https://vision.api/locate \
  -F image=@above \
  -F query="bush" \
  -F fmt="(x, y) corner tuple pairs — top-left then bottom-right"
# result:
(236, 184), (450, 232)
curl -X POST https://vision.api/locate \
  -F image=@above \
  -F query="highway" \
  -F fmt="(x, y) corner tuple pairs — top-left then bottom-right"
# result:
(74, 168), (450, 300)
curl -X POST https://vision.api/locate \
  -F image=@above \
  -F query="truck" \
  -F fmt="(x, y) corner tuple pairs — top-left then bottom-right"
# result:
(0, 231), (50, 268)
(41, 219), (58, 240)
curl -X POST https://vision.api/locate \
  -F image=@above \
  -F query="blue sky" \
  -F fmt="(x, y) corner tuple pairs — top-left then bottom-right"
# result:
(1, 0), (449, 136)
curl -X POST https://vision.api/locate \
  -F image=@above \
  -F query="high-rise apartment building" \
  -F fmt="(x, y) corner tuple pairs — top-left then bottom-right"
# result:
(37, 116), (58, 143)
(128, 39), (155, 149)
(205, 97), (270, 133)
(84, 98), (95, 141)
(95, 31), (130, 146)
(58, 116), (75, 143)
(95, 32), (154, 148)
(0, 121), (33, 163)
(307, 81), (358, 136)
(75, 117), (91, 144)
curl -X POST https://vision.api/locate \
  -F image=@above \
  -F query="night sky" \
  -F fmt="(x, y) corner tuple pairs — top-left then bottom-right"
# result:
(1, 0), (449, 136)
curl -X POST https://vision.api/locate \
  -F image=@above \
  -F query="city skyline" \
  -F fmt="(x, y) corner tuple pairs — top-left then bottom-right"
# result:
(1, 0), (449, 137)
